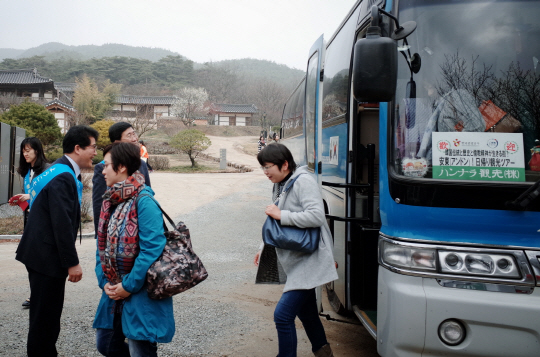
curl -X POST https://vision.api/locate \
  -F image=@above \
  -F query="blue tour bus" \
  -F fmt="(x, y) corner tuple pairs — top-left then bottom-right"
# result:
(280, 0), (540, 356)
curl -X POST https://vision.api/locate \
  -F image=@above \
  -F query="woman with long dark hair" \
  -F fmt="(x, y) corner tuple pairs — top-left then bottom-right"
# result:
(13, 137), (50, 206)
(9, 137), (50, 308)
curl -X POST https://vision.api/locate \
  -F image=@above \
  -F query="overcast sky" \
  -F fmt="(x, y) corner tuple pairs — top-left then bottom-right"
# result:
(0, 0), (357, 70)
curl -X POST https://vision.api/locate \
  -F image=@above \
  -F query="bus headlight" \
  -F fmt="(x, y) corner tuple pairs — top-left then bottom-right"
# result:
(381, 241), (436, 271)
(439, 251), (520, 278)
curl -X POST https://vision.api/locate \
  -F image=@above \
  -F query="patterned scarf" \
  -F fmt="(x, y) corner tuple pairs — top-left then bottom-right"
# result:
(98, 171), (145, 285)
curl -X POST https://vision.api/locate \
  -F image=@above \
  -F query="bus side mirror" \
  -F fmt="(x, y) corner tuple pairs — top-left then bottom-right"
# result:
(352, 25), (397, 102)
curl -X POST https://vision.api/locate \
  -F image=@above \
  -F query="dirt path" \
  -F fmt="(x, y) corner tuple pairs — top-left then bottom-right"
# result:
(203, 135), (260, 170)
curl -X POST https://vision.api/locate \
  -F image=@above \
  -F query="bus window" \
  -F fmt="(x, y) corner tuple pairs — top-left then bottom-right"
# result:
(305, 52), (319, 171)
(281, 78), (305, 139)
(294, 82), (305, 135)
(392, 0), (539, 183)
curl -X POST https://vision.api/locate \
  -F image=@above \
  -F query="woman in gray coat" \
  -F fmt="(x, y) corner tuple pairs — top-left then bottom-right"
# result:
(255, 143), (338, 357)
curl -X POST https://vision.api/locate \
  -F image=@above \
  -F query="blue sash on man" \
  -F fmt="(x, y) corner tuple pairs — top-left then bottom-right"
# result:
(26, 164), (83, 209)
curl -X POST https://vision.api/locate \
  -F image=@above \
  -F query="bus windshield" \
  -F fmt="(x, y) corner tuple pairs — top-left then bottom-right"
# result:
(393, 0), (540, 183)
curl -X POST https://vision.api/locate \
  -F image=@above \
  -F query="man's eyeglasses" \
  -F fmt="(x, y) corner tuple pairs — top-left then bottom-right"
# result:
(260, 164), (275, 171)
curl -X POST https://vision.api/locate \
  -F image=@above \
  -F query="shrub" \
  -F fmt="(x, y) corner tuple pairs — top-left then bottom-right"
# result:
(92, 151), (104, 165)
(148, 156), (169, 171)
(45, 148), (64, 162)
(170, 129), (211, 167)
(91, 119), (115, 149)
(0, 100), (62, 147)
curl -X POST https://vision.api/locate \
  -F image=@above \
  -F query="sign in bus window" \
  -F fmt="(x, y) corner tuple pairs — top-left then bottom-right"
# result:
(432, 132), (525, 182)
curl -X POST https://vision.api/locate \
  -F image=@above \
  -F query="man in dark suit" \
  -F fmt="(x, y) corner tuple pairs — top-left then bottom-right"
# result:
(92, 122), (151, 234)
(16, 125), (99, 357)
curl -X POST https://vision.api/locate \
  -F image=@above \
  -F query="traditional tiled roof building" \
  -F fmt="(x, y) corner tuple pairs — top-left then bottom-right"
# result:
(209, 103), (258, 126)
(0, 68), (56, 100)
(112, 95), (177, 120)
(44, 99), (75, 134)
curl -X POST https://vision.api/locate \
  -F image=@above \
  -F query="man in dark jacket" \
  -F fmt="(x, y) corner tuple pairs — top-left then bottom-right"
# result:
(16, 125), (98, 357)
(92, 122), (151, 234)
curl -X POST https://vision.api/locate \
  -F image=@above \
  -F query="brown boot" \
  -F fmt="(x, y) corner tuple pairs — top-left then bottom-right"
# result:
(314, 344), (334, 357)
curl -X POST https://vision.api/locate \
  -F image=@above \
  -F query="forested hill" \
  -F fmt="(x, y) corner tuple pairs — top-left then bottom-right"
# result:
(211, 58), (304, 86)
(0, 54), (304, 90)
(0, 42), (182, 62)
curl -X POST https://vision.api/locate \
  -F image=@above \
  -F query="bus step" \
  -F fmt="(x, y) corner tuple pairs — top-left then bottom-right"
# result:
(352, 305), (377, 339)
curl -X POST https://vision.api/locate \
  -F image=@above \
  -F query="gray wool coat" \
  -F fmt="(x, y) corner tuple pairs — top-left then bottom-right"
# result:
(272, 165), (338, 292)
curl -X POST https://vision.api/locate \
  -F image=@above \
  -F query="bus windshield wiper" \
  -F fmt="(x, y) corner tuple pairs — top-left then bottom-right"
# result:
(506, 179), (540, 210)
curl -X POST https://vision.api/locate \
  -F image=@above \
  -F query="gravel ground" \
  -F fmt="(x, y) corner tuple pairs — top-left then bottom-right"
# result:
(0, 173), (271, 357)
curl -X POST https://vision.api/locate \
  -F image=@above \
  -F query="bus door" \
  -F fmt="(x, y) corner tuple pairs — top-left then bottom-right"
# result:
(347, 25), (382, 336)
(304, 35), (325, 309)
(304, 35), (324, 184)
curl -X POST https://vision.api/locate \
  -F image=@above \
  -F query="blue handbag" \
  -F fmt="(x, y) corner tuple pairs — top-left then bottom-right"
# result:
(261, 175), (320, 253)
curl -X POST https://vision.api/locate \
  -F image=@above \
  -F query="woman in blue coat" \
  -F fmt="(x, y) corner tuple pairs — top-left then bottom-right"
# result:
(93, 142), (174, 357)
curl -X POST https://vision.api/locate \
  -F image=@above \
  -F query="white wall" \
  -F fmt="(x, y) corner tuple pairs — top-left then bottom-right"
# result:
(154, 105), (169, 113)
(218, 116), (230, 126)
(236, 117), (246, 126)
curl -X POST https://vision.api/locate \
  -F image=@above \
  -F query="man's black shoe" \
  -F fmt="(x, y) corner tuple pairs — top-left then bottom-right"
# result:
(22, 298), (30, 308)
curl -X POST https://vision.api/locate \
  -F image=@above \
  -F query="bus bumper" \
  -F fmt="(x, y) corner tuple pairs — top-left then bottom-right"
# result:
(377, 266), (540, 357)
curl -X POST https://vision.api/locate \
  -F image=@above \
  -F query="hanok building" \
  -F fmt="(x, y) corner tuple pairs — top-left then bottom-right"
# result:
(0, 68), (56, 100)
(54, 82), (76, 103)
(112, 95), (176, 120)
(209, 103), (258, 126)
(44, 98), (75, 134)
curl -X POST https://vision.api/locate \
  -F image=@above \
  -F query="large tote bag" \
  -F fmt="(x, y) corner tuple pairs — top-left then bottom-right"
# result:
(137, 194), (208, 300)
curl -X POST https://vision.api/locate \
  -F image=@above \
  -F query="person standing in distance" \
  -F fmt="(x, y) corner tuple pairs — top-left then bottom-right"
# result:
(15, 125), (99, 357)
(92, 122), (151, 235)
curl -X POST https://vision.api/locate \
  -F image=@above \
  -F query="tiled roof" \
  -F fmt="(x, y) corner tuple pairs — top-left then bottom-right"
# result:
(117, 95), (176, 105)
(0, 68), (53, 85)
(210, 103), (258, 114)
(45, 98), (75, 110)
(55, 82), (76, 92)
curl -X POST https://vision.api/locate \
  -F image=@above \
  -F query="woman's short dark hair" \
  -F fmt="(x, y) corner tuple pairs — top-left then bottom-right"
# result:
(17, 137), (49, 177)
(103, 142), (140, 176)
(257, 143), (297, 172)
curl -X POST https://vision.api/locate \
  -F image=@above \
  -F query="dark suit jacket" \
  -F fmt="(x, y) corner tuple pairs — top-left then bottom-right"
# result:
(15, 156), (81, 278)
(92, 159), (151, 234)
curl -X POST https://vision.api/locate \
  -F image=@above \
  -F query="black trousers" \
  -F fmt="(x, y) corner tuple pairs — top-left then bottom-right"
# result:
(26, 267), (66, 357)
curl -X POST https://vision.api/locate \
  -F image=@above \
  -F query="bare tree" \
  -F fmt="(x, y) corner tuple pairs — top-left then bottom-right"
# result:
(194, 62), (240, 103)
(122, 105), (157, 138)
(247, 79), (289, 129)
(171, 87), (209, 127)
(0, 93), (23, 114)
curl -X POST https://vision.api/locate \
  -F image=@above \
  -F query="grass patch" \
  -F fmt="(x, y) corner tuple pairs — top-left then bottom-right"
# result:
(167, 165), (217, 173)
(0, 216), (24, 235)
